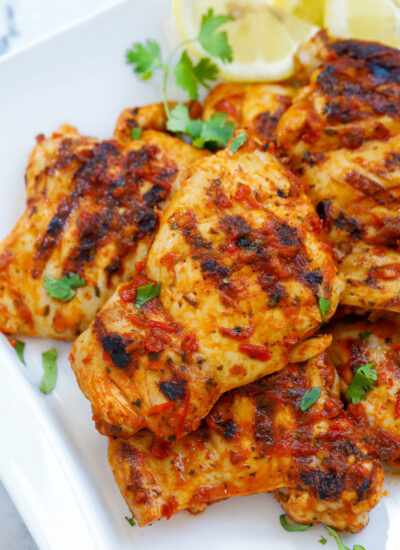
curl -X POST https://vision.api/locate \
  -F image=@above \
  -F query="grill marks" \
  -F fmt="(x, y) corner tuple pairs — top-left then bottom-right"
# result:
(32, 140), (178, 281)
(173, 202), (323, 308)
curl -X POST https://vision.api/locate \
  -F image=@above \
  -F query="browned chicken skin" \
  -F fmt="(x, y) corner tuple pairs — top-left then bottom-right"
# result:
(0, 124), (206, 339)
(108, 353), (383, 530)
(70, 136), (343, 440)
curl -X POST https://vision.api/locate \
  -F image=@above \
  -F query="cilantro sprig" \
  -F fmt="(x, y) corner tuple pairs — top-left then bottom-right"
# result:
(345, 362), (377, 404)
(126, 8), (234, 149)
(44, 273), (86, 302)
(326, 526), (365, 550)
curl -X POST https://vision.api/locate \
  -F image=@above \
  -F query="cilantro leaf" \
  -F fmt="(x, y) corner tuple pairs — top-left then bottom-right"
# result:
(174, 51), (200, 100)
(198, 9), (233, 62)
(359, 331), (372, 343)
(318, 296), (331, 321)
(126, 39), (163, 80)
(131, 127), (142, 140)
(44, 273), (86, 302)
(166, 104), (192, 133)
(40, 348), (58, 394)
(167, 106), (234, 149)
(15, 340), (25, 365)
(345, 362), (377, 404)
(319, 536), (328, 545)
(279, 514), (312, 532)
(196, 112), (235, 149)
(300, 387), (322, 411)
(193, 58), (218, 88)
(230, 132), (248, 152)
(135, 281), (161, 310)
(174, 53), (218, 101)
(125, 516), (136, 527)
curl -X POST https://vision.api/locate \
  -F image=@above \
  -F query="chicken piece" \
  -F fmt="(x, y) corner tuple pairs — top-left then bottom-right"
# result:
(108, 353), (383, 531)
(202, 82), (295, 142)
(328, 314), (400, 465)
(277, 32), (400, 167)
(70, 136), (344, 440)
(276, 35), (400, 314)
(0, 124), (206, 339)
(114, 101), (202, 142)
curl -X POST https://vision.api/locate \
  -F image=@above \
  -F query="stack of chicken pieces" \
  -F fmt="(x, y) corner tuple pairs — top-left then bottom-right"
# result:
(1, 31), (400, 532)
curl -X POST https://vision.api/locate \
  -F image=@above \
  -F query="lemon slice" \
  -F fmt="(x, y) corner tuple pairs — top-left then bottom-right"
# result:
(268, 0), (325, 27)
(172, 0), (318, 81)
(325, 0), (400, 48)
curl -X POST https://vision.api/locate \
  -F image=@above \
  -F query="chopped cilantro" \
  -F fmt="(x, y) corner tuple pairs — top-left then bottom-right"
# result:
(125, 516), (136, 527)
(300, 387), (322, 411)
(319, 536), (328, 545)
(318, 297), (331, 321)
(40, 348), (58, 394)
(345, 362), (377, 404)
(44, 273), (86, 302)
(230, 132), (248, 153)
(135, 281), (161, 310)
(131, 127), (142, 140)
(279, 514), (312, 532)
(359, 331), (371, 343)
(15, 340), (26, 365)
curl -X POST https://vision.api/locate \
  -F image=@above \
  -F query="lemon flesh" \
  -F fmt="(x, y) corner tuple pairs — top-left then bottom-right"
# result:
(173, 0), (318, 81)
(325, 0), (400, 48)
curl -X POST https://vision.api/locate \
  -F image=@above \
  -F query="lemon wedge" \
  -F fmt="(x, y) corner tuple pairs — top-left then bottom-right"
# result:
(172, 0), (318, 81)
(325, 0), (400, 48)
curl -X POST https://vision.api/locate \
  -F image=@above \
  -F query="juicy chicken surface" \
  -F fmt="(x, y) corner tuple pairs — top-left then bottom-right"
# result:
(202, 82), (295, 142)
(328, 315), (400, 464)
(70, 138), (343, 440)
(276, 34), (400, 314)
(0, 124), (206, 339)
(108, 354), (383, 530)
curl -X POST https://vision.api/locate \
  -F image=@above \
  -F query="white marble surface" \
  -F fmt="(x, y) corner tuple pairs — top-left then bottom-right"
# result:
(0, 3), (118, 547)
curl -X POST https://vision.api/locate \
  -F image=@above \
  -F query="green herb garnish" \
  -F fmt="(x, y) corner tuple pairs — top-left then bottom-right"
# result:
(326, 526), (365, 550)
(359, 331), (371, 343)
(345, 362), (377, 404)
(300, 387), (322, 411)
(279, 514), (312, 532)
(319, 536), (328, 545)
(230, 132), (248, 152)
(135, 281), (161, 310)
(318, 297), (331, 321)
(44, 273), (86, 302)
(131, 127), (142, 140)
(125, 516), (136, 527)
(15, 340), (26, 365)
(40, 348), (58, 394)
(126, 8), (234, 149)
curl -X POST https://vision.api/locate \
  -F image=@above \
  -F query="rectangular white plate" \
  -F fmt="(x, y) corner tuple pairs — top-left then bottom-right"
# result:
(0, 1), (399, 549)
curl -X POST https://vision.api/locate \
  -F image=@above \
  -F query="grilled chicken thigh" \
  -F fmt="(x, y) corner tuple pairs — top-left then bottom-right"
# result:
(328, 314), (400, 465)
(0, 124), (206, 339)
(108, 353), (383, 530)
(276, 34), (400, 313)
(70, 136), (344, 440)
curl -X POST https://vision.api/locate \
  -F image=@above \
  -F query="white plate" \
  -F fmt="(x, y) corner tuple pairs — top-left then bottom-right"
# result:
(0, 1), (399, 549)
